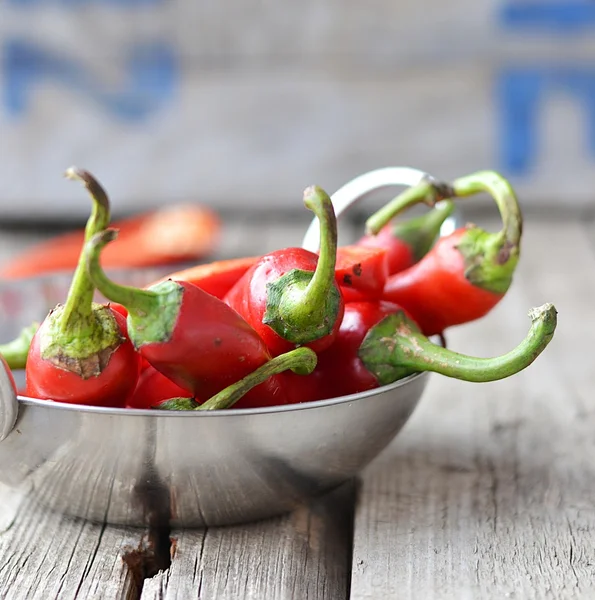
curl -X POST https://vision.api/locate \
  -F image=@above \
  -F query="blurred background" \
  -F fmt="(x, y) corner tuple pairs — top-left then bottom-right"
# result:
(1, 0), (594, 225)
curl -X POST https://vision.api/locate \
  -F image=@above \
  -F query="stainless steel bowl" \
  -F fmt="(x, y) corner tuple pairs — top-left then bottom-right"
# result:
(0, 166), (458, 528)
(0, 374), (428, 528)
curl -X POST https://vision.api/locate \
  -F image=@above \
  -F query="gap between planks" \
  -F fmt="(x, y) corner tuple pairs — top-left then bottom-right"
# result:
(0, 480), (356, 600)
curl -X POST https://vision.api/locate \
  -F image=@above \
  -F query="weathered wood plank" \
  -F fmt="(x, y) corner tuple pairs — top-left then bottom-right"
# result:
(1, 65), (594, 221)
(3, 1), (595, 64)
(350, 220), (595, 599)
(141, 483), (355, 600)
(0, 492), (139, 599)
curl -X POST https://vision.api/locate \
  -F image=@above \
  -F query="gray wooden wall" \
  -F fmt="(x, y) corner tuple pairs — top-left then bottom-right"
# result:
(1, 1), (594, 220)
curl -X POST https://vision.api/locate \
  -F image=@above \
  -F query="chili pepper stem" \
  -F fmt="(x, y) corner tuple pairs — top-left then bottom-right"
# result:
(57, 168), (112, 331)
(358, 303), (557, 384)
(365, 179), (455, 237)
(85, 229), (183, 346)
(263, 186), (342, 344)
(37, 169), (126, 373)
(0, 321), (39, 369)
(200, 346), (317, 410)
(156, 398), (201, 411)
(157, 347), (318, 411)
(390, 200), (455, 262)
(365, 171), (523, 294)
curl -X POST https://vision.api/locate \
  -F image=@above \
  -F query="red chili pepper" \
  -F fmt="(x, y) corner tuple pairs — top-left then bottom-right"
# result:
(151, 256), (260, 300)
(356, 200), (454, 274)
(225, 186), (344, 356)
(334, 245), (388, 302)
(301, 300), (557, 402)
(126, 365), (191, 409)
(155, 347), (317, 411)
(367, 171), (523, 335)
(25, 169), (141, 407)
(300, 301), (414, 400)
(85, 229), (313, 408)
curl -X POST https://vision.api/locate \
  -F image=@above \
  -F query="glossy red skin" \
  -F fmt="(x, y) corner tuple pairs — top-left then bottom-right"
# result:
(126, 365), (189, 409)
(382, 228), (503, 335)
(357, 225), (415, 274)
(138, 281), (294, 407)
(290, 300), (410, 403)
(224, 248), (345, 356)
(25, 309), (140, 407)
(334, 245), (388, 299)
(110, 302), (128, 318)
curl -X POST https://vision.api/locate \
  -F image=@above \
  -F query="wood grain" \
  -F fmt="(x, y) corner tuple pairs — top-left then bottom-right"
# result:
(350, 220), (595, 599)
(0, 493), (138, 599)
(141, 483), (354, 600)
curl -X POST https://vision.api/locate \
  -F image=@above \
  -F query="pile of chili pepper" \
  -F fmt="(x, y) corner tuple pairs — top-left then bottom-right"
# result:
(0, 167), (558, 411)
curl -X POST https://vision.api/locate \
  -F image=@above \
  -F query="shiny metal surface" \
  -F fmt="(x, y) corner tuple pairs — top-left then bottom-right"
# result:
(0, 373), (429, 528)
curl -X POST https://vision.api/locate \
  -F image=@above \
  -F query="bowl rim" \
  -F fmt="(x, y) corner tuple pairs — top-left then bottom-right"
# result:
(15, 370), (428, 418)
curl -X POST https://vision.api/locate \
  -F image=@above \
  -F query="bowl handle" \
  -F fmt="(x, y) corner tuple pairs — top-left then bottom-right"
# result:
(301, 166), (439, 252)
(0, 360), (18, 442)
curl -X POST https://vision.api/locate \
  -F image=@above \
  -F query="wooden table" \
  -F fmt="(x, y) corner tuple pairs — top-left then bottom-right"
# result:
(0, 216), (593, 599)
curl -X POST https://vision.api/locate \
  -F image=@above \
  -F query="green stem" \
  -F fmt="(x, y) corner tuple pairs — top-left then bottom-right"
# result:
(365, 179), (455, 236)
(262, 186), (342, 345)
(0, 321), (38, 369)
(156, 347), (318, 411)
(85, 229), (186, 347)
(85, 229), (162, 318)
(451, 171), (522, 249)
(390, 200), (455, 261)
(200, 347), (317, 410)
(58, 168), (111, 331)
(358, 303), (557, 384)
(366, 171), (522, 249)
(302, 185), (338, 312)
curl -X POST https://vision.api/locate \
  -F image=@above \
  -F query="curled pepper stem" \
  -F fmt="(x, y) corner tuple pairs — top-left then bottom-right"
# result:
(263, 185), (342, 345)
(359, 303), (557, 384)
(200, 347), (317, 410)
(390, 199), (455, 261)
(85, 229), (162, 318)
(0, 321), (39, 370)
(302, 185), (339, 310)
(365, 178), (453, 236)
(156, 347), (318, 411)
(451, 171), (522, 249)
(59, 168), (111, 330)
(365, 170), (522, 249)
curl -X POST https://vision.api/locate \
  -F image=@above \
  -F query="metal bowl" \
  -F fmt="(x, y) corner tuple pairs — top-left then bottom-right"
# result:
(0, 373), (429, 528)
(0, 166), (457, 528)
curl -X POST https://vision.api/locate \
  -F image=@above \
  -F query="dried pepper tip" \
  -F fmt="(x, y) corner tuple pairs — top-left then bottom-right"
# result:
(365, 171), (523, 295)
(263, 185), (342, 345)
(157, 347), (318, 411)
(0, 321), (39, 370)
(389, 199), (455, 262)
(358, 303), (557, 385)
(84, 229), (183, 348)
